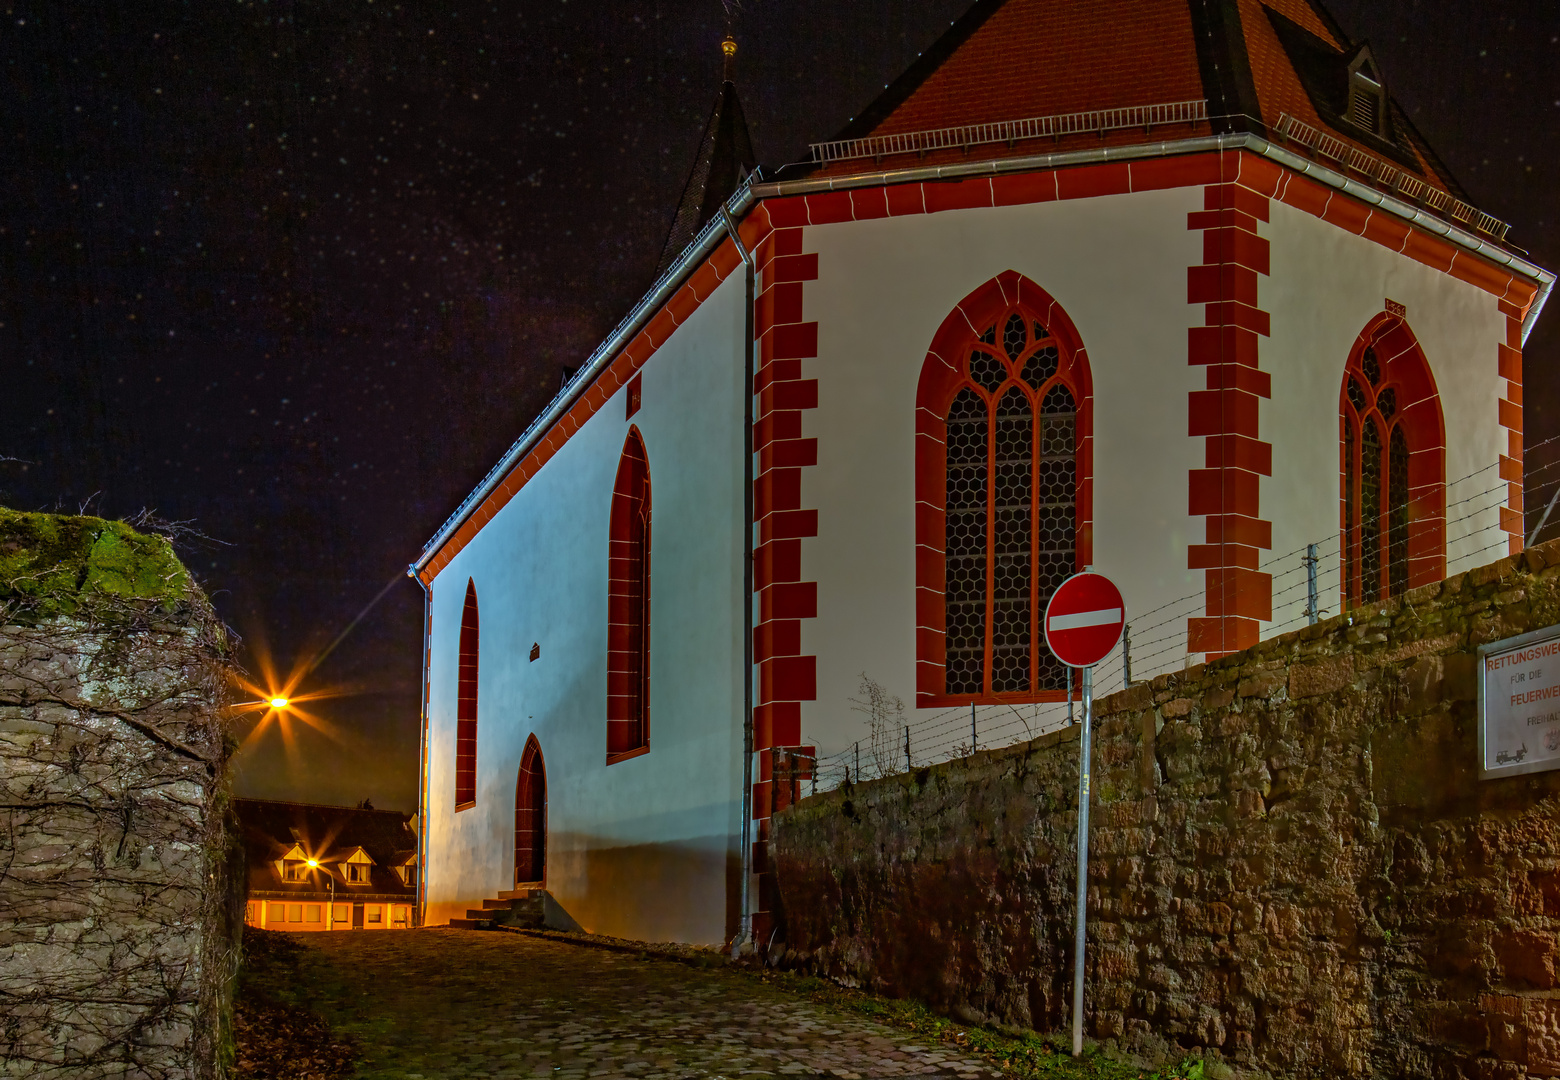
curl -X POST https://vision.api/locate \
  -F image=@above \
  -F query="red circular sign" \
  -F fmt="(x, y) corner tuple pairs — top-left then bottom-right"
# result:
(1044, 572), (1126, 668)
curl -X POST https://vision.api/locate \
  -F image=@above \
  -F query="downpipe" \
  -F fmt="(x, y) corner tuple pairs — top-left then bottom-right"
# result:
(410, 569), (432, 926)
(722, 205), (758, 958)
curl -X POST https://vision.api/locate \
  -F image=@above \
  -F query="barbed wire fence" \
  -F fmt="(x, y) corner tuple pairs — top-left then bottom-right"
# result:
(785, 438), (1560, 798)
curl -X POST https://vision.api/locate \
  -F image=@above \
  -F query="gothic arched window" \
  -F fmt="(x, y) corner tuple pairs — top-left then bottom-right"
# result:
(1340, 317), (1445, 606)
(607, 430), (651, 761)
(917, 274), (1092, 705)
(455, 578), (479, 808)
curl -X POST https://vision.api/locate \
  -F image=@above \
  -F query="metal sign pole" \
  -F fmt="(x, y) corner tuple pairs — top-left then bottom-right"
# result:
(1071, 662), (1093, 1057)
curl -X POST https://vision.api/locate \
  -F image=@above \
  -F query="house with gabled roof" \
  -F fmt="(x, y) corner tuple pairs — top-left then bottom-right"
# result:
(409, 0), (1552, 946)
(237, 798), (419, 931)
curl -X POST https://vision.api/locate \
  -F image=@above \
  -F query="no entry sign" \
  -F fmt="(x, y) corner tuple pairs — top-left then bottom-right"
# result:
(1044, 572), (1125, 669)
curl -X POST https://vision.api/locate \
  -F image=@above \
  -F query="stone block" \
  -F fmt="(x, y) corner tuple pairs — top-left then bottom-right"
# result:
(1237, 669), (1285, 699)
(1162, 697), (1196, 718)
(1445, 653), (1478, 701)
(1527, 997), (1560, 1074)
(1203, 687), (1235, 710)
(1496, 929), (1556, 988)
(1289, 654), (1354, 698)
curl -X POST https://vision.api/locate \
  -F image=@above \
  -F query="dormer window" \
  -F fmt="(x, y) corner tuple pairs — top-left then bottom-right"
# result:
(1347, 53), (1387, 138)
(283, 860), (305, 881)
(338, 847), (376, 884)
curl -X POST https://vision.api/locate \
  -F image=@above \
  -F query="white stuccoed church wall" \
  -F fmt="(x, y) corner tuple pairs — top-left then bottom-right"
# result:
(792, 181), (1511, 768)
(423, 271), (749, 943)
(421, 168), (1516, 943)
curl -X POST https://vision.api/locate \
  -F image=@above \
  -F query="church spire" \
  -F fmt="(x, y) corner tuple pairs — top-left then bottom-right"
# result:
(653, 36), (757, 280)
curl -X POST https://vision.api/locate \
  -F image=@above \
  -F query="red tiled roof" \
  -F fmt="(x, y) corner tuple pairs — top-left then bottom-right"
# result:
(816, 0), (1461, 198)
(867, 0), (1205, 137)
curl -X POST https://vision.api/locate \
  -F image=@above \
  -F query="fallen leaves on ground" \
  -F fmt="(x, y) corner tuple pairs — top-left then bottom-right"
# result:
(233, 928), (357, 1080)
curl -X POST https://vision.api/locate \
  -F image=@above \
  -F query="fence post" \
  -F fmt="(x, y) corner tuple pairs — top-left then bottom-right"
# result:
(811, 755), (817, 797)
(970, 703), (977, 754)
(904, 724), (911, 771)
(1067, 666), (1074, 725)
(1305, 543), (1319, 625)
(1122, 623), (1133, 687)
(854, 741), (860, 783)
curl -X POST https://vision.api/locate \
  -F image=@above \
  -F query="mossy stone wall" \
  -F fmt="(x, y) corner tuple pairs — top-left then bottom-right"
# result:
(773, 540), (1560, 1079)
(0, 509), (236, 1079)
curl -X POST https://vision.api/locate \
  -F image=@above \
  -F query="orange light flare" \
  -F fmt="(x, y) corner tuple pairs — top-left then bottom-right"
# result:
(230, 669), (352, 761)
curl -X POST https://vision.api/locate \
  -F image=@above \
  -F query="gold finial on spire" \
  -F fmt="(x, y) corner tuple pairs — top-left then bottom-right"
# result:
(722, 36), (737, 82)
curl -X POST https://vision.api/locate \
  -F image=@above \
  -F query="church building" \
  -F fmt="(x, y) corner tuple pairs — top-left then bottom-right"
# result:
(410, 0), (1553, 944)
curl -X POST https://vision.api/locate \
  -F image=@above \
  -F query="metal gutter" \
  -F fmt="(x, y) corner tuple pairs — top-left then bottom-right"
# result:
(721, 204), (757, 957)
(1250, 137), (1553, 344)
(414, 131), (1552, 574)
(413, 574), (431, 925)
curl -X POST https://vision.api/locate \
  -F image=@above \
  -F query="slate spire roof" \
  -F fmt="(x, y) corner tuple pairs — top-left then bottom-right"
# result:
(654, 45), (757, 280)
(812, 0), (1464, 202)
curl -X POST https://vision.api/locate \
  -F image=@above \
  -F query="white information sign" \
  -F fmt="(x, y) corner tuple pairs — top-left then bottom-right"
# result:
(1479, 625), (1560, 780)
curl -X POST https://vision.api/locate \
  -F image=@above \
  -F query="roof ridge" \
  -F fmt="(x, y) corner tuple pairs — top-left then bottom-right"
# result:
(653, 80), (756, 279)
(827, 0), (1010, 145)
(1189, 0), (1266, 136)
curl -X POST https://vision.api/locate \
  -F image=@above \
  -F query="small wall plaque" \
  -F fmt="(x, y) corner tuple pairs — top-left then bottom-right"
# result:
(1478, 624), (1560, 779)
(1385, 298), (1406, 318)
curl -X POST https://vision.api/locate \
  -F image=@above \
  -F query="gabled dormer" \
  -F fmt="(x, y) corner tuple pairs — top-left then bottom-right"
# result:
(1262, 8), (1422, 173)
(274, 842), (310, 882)
(337, 846), (375, 885)
(389, 850), (418, 886)
(1344, 47), (1388, 140)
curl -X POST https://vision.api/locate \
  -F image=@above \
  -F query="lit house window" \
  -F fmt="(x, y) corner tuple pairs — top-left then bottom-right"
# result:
(344, 862), (368, 884)
(283, 860), (305, 881)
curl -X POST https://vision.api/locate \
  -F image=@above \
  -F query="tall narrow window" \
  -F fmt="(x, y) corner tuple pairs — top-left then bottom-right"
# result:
(936, 302), (1083, 699)
(1340, 318), (1446, 606)
(944, 389), (988, 696)
(455, 579), (479, 808)
(607, 431), (651, 760)
(514, 736), (546, 885)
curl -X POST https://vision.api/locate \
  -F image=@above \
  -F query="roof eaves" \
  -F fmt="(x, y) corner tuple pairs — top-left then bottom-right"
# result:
(412, 176), (760, 576)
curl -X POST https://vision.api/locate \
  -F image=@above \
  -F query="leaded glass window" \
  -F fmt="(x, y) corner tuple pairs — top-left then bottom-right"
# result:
(945, 389), (987, 695)
(943, 309), (1079, 698)
(1342, 338), (1413, 606)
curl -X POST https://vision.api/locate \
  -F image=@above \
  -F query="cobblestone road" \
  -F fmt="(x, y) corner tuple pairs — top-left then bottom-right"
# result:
(275, 928), (1005, 1080)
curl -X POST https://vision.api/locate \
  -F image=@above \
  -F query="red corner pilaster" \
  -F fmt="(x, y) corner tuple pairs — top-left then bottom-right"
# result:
(1187, 177), (1273, 658)
(750, 218), (819, 940)
(1497, 300), (1528, 555)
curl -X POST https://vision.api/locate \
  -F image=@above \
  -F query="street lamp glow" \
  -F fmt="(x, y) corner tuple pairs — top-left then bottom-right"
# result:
(269, 697), (289, 709)
(306, 859), (319, 868)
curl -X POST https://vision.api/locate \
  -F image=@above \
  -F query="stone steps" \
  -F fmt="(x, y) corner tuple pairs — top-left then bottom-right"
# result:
(454, 888), (549, 930)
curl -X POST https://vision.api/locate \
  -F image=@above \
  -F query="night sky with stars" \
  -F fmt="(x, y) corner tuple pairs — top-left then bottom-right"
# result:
(4, 1), (1555, 811)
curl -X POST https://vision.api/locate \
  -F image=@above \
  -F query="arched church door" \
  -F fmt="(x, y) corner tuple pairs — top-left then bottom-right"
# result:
(514, 736), (546, 886)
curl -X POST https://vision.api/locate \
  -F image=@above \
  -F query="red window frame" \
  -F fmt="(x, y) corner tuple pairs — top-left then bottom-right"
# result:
(607, 429), (651, 762)
(1339, 314), (1445, 605)
(914, 272), (1094, 708)
(454, 578), (479, 809)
